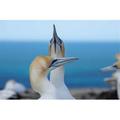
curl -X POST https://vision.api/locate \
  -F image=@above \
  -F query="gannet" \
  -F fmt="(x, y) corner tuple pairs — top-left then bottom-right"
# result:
(101, 53), (120, 98)
(49, 25), (75, 99)
(30, 56), (78, 99)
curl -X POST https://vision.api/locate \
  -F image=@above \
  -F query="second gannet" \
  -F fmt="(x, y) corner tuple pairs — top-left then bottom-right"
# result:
(101, 54), (120, 99)
(30, 56), (78, 99)
(49, 25), (74, 99)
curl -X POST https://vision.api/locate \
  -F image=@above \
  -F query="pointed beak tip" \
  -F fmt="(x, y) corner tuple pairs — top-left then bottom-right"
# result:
(53, 24), (56, 32)
(63, 57), (79, 62)
(64, 57), (79, 63)
(52, 24), (57, 38)
(71, 57), (79, 61)
(76, 57), (79, 60)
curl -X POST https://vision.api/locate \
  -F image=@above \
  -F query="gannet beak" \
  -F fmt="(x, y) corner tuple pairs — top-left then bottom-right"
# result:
(101, 65), (116, 72)
(49, 57), (79, 69)
(50, 24), (63, 53)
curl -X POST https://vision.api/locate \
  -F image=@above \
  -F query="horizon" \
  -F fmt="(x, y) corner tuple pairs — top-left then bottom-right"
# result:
(0, 39), (120, 43)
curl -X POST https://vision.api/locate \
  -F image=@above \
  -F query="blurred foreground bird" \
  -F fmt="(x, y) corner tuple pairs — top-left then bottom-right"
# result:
(0, 80), (26, 99)
(4, 80), (26, 93)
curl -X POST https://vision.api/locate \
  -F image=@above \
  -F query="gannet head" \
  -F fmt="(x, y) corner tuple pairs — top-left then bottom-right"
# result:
(49, 24), (64, 58)
(101, 54), (120, 72)
(30, 56), (78, 93)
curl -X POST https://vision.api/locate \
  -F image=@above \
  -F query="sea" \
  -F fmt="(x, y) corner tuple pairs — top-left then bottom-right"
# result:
(0, 41), (120, 89)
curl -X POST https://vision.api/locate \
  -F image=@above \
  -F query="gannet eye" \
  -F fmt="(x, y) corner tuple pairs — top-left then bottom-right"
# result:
(51, 59), (57, 64)
(113, 64), (118, 69)
(49, 59), (57, 68)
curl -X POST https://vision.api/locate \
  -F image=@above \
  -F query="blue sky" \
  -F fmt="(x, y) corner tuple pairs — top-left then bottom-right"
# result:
(0, 20), (120, 42)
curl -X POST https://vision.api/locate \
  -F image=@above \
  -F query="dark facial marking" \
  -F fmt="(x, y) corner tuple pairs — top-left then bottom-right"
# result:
(50, 37), (63, 54)
(113, 64), (118, 69)
(48, 59), (58, 68)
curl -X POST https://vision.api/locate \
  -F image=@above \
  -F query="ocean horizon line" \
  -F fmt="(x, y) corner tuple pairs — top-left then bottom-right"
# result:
(0, 39), (120, 43)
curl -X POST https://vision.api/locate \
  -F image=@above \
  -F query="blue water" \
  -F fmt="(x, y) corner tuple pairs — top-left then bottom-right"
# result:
(0, 41), (120, 89)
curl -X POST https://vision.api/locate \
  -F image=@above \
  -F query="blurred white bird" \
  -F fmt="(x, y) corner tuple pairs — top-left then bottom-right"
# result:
(30, 56), (78, 99)
(0, 89), (16, 99)
(49, 25), (75, 99)
(4, 80), (26, 93)
(0, 80), (26, 99)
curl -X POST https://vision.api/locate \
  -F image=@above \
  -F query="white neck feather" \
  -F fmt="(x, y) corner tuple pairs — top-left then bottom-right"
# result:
(50, 66), (65, 87)
(40, 79), (56, 99)
(40, 77), (56, 94)
(50, 64), (74, 99)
